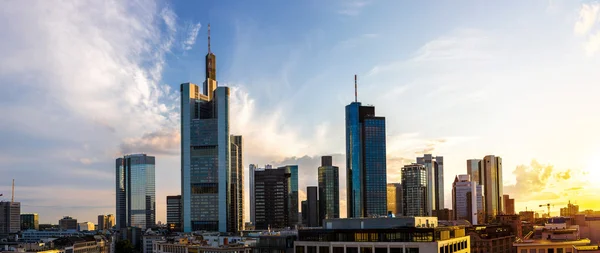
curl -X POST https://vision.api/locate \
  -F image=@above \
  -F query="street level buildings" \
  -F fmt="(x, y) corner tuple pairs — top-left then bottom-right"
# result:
(318, 156), (339, 223)
(346, 100), (387, 218)
(116, 154), (156, 230)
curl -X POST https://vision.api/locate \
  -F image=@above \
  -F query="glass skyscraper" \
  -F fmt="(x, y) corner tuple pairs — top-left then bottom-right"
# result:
(318, 156), (339, 224)
(115, 154), (156, 230)
(252, 165), (299, 229)
(346, 102), (387, 218)
(401, 164), (427, 216)
(416, 154), (444, 215)
(180, 25), (242, 232)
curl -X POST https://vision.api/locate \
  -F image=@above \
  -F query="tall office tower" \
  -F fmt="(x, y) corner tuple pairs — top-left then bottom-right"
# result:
(181, 25), (238, 233)
(301, 201), (308, 225)
(482, 155), (503, 222)
(452, 175), (483, 224)
(249, 164), (257, 224)
(466, 159), (483, 185)
(59, 216), (78, 230)
(306, 186), (319, 227)
(318, 156), (339, 224)
(503, 195), (515, 215)
(166, 195), (182, 231)
(401, 164), (427, 216)
(0, 202), (20, 235)
(97, 215), (107, 230)
(416, 154), (444, 215)
(116, 154), (156, 230)
(346, 100), (387, 218)
(21, 213), (39, 230)
(253, 165), (298, 230)
(229, 135), (244, 233)
(107, 214), (115, 229)
(386, 183), (403, 216)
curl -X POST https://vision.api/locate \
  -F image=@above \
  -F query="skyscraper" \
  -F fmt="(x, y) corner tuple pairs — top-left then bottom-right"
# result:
(416, 154), (444, 215)
(503, 194), (515, 215)
(306, 186), (319, 227)
(229, 135), (243, 232)
(401, 164), (427, 216)
(482, 155), (503, 222)
(166, 195), (181, 231)
(386, 183), (402, 216)
(346, 99), (387, 218)
(253, 165), (298, 230)
(180, 25), (239, 233)
(97, 214), (115, 231)
(115, 154), (156, 230)
(452, 174), (483, 224)
(466, 159), (483, 185)
(318, 156), (339, 224)
(21, 213), (39, 230)
(0, 202), (20, 235)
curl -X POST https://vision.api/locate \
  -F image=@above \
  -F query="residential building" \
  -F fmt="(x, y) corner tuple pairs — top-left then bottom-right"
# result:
(0, 201), (20, 235)
(401, 164), (427, 216)
(417, 154), (444, 215)
(503, 195), (515, 215)
(166, 195), (182, 231)
(561, 201), (580, 217)
(468, 225), (515, 253)
(116, 154), (156, 230)
(59, 216), (77, 230)
(143, 234), (165, 253)
(180, 25), (240, 233)
(345, 98), (387, 218)
(97, 214), (115, 231)
(295, 217), (470, 253)
(77, 222), (94, 232)
(514, 218), (593, 253)
(52, 235), (109, 253)
(230, 135), (244, 233)
(21, 213), (39, 231)
(452, 174), (484, 225)
(306, 186), (319, 227)
(386, 183), (402, 216)
(253, 165), (299, 229)
(318, 156), (339, 224)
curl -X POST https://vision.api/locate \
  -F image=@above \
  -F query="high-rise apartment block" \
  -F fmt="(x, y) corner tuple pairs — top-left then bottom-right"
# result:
(59, 216), (78, 230)
(306, 186), (319, 227)
(166, 195), (181, 231)
(346, 101), (387, 218)
(252, 165), (298, 230)
(503, 195), (515, 215)
(560, 201), (579, 217)
(230, 135), (244, 233)
(0, 202), (20, 235)
(180, 26), (242, 233)
(402, 164), (427, 216)
(318, 156), (339, 223)
(116, 154), (156, 230)
(386, 183), (403, 216)
(416, 154), (444, 215)
(467, 156), (504, 222)
(21, 213), (39, 231)
(452, 174), (484, 225)
(97, 214), (115, 231)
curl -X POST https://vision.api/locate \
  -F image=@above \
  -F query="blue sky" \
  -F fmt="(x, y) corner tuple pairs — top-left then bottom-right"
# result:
(1, 0), (600, 223)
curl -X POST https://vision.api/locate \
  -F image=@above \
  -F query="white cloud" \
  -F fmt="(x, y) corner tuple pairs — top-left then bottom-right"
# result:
(183, 22), (202, 50)
(338, 0), (371, 16)
(574, 3), (600, 35)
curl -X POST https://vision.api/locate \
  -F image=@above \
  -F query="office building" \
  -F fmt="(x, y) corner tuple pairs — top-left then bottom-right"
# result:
(0, 201), (20, 235)
(20, 230), (81, 242)
(301, 200), (308, 225)
(483, 155), (503, 222)
(503, 195), (515, 215)
(452, 174), (483, 224)
(143, 234), (165, 253)
(318, 156), (339, 223)
(21, 213), (39, 231)
(180, 25), (238, 233)
(153, 236), (252, 253)
(78, 222), (94, 232)
(401, 164), (428, 216)
(417, 154), (444, 215)
(346, 99), (387, 218)
(467, 159), (483, 185)
(166, 195), (181, 231)
(514, 218), (593, 252)
(250, 164), (272, 225)
(230, 135), (244, 233)
(52, 235), (109, 253)
(253, 165), (299, 229)
(386, 183), (402, 216)
(433, 209), (453, 220)
(561, 201), (580, 217)
(97, 214), (115, 231)
(468, 225), (515, 253)
(295, 217), (470, 253)
(306, 186), (319, 227)
(59, 216), (78, 230)
(116, 154), (156, 230)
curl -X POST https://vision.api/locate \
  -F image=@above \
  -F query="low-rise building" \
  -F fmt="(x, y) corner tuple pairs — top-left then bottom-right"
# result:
(467, 225), (515, 253)
(52, 235), (109, 253)
(20, 230), (82, 242)
(514, 218), (594, 253)
(153, 236), (252, 253)
(295, 217), (470, 253)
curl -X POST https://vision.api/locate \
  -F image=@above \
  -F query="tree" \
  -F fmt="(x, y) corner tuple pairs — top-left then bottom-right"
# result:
(115, 240), (134, 253)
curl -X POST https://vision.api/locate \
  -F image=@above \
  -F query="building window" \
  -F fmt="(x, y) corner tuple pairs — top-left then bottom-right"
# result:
(319, 247), (329, 253)
(296, 246), (304, 253)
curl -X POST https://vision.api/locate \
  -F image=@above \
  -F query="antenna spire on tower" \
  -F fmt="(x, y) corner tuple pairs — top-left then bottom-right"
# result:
(11, 179), (14, 203)
(354, 74), (358, 102)
(208, 23), (211, 53)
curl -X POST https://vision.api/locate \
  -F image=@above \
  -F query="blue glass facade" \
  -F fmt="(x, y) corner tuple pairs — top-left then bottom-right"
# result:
(345, 102), (387, 218)
(115, 154), (156, 230)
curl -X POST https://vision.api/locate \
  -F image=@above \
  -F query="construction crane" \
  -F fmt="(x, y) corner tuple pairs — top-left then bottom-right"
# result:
(539, 203), (557, 218)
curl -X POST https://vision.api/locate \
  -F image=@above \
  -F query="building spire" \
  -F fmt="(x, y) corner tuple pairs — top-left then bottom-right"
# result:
(208, 23), (211, 53)
(354, 74), (358, 102)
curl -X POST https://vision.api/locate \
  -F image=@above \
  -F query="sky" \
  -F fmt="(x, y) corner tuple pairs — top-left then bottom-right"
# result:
(1, 0), (600, 224)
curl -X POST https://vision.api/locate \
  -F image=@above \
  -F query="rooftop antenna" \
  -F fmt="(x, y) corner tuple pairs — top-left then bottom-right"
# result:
(354, 74), (358, 102)
(11, 179), (14, 203)
(208, 23), (211, 53)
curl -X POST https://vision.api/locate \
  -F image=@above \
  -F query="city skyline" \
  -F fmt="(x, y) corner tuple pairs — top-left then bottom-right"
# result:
(2, 0), (600, 223)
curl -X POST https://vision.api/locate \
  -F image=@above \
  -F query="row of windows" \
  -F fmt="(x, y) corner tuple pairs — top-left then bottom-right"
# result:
(440, 240), (468, 253)
(296, 246), (420, 253)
